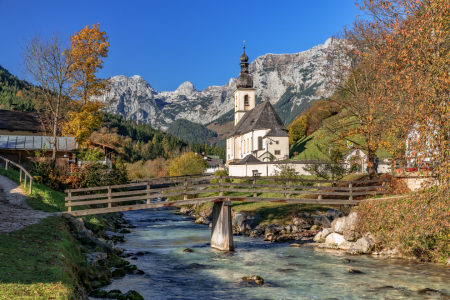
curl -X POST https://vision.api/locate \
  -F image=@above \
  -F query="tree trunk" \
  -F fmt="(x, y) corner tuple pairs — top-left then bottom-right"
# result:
(52, 103), (59, 162)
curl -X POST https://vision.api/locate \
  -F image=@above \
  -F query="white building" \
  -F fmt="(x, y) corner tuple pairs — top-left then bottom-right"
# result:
(226, 46), (289, 165)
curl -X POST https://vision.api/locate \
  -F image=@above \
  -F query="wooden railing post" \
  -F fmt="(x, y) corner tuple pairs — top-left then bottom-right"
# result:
(68, 190), (72, 212)
(286, 180), (290, 199)
(253, 177), (257, 198)
(20, 169), (22, 182)
(219, 175), (223, 196)
(318, 182), (322, 200)
(29, 175), (33, 194)
(147, 182), (151, 204)
(24, 172), (27, 188)
(108, 186), (112, 208)
(184, 178), (188, 200)
(349, 182), (353, 200)
(5, 160), (8, 175)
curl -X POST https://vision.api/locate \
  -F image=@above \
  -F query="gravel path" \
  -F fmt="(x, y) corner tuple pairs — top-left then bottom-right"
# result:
(0, 174), (53, 233)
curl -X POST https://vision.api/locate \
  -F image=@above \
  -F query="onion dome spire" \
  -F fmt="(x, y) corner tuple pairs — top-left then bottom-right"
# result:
(236, 40), (253, 88)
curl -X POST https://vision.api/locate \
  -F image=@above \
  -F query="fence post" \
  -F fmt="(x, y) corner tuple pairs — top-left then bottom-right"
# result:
(184, 178), (188, 200)
(349, 182), (353, 201)
(24, 172), (27, 189)
(108, 186), (112, 208)
(20, 169), (22, 182)
(253, 177), (257, 198)
(5, 160), (8, 175)
(68, 190), (72, 212)
(318, 182), (322, 200)
(286, 180), (290, 199)
(219, 175), (223, 197)
(146, 182), (151, 204)
(29, 176), (33, 194)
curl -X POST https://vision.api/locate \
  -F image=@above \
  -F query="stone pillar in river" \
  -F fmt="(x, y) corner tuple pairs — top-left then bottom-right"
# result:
(211, 200), (234, 251)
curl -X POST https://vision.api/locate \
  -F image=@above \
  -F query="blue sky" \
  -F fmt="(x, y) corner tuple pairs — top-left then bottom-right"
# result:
(0, 0), (358, 92)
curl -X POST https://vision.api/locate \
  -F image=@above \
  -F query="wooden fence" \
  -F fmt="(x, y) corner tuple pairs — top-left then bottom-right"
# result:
(0, 155), (33, 194)
(65, 175), (389, 216)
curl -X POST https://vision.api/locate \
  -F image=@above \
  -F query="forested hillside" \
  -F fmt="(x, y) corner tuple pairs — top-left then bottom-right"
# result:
(0, 65), (35, 111)
(167, 119), (223, 146)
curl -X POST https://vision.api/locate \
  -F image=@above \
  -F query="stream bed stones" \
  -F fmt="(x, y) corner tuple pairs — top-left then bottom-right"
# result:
(242, 275), (264, 285)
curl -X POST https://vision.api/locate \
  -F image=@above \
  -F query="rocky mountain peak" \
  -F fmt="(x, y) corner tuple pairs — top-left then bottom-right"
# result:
(100, 38), (335, 131)
(175, 81), (197, 95)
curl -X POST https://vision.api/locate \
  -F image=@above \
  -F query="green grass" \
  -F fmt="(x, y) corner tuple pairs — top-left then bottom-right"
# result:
(0, 216), (88, 299)
(0, 166), (101, 299)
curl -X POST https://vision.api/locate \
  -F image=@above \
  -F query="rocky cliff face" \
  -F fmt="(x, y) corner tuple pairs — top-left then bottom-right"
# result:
(97, 38), (334, 130)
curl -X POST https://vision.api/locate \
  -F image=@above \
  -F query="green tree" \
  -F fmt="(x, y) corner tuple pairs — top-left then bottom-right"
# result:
(168, 152), (207, 176)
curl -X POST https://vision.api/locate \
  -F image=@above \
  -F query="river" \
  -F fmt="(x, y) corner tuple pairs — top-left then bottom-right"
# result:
(100, 207), (450, 300)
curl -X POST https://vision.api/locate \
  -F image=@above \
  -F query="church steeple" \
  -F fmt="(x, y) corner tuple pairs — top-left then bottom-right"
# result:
(234, 42), (256, 125)
(236, 41), (253, 88)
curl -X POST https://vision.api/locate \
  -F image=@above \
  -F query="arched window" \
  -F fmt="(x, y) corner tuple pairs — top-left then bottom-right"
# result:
(244, 94), (249, 106)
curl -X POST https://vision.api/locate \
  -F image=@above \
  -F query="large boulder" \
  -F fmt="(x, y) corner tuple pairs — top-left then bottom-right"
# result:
(331, 212), (359, 235)
(331, 217), (346, 234)
(311, 215), (332, 228)
(77, 229), (93, 239)
(343, 229), (358, 242)
(194, 217), (206, 224)
(66, 215), (86, 232)
(325, 233), (346, 245)
(117, 290), (144, 300)
(313, 228), (333, 242)
(338, 240), (355, 250)
(349, 237), (375, 254)
(249, 229), (264, 237)
(345, 212), (359, 231)
(327, 208), (344, 220)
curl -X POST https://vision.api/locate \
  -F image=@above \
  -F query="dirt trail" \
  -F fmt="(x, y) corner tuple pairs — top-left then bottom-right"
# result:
(0, 174), (53, 233)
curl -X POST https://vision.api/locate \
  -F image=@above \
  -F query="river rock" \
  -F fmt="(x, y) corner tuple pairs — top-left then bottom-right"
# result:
(113, 246), (124, 255)
(291, 225), (299, 232)
(194, 217), (206, 224)
(111, 268), (126, 277)
(66, 216), (86, 232)
(124, 264), (145, 275)
(313, 228), (333, 242)
(338, 240), (355, 250)
(298, 212), (310, 218)
(183, 248), (194, 252)
(119, 229), (131, 234)
(265, 224), (284, 234)
(327, 208), (344, 220)
(239, 214), (262, 231)
(249, 229), (264, 237)
(343, 229), (357, 242)
(293, 218), (311, 229)
(325, 233), (346, 245)
(107, 240), (115, 248)
(312, 215), (332, 228)
(78, 229), (93, 239)
(179, 206), (191, 214)
(117, 290), (144, 300)
(264, 233), (276, 242)
(242, 275), (264, 285)
(348, 237), (375, 254)
(310, 225), (320, 231)
(349, 269), (364, 274)
(285, 225), (293, 234)
(86, 252), (107, 265)
(106, 289), (122, 299)
(90, 289), (108, 298)
(418, 288), (450, 298)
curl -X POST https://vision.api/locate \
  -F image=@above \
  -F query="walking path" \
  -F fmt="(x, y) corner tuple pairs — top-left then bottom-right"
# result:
(0, 174), (52, 233)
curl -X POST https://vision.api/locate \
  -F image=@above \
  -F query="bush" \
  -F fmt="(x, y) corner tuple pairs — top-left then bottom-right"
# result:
(354, 187), (450, 263)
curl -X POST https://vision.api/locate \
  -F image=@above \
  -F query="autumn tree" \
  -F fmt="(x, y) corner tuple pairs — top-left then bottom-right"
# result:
(63, 23), (110, 147)
(168, 152), (207, 176)
(287, 115), (307, 145)
(21, 32), (74, 160)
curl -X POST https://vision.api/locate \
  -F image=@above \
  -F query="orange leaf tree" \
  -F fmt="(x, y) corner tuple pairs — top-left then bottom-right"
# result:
(63, 23), (110, 147)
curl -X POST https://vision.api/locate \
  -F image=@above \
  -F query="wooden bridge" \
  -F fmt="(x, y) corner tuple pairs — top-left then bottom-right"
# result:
(65, 175), (389, 251)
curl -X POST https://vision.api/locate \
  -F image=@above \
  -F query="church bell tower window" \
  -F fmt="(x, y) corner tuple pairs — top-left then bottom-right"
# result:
(244, 95), (249, 106)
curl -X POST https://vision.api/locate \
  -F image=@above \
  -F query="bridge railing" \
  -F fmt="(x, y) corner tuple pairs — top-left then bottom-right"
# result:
(64, 175), (389, 216)
(0, 155), (33, 194)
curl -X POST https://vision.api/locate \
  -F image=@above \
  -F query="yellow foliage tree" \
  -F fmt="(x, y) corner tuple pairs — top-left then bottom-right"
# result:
(168, 152), (207, 176)
(287, 115), (308, 145)
(63, 23), (110, 147)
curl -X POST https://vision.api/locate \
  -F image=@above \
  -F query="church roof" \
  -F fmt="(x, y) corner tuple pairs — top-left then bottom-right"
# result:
(236, 73), (253, 88)
(264, 127), (289, 138)
(237, 154), (261, 164)
(226, 101), (287, 138)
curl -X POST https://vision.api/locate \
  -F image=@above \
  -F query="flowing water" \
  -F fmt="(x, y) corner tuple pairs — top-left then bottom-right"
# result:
(101, 208), (450, 300)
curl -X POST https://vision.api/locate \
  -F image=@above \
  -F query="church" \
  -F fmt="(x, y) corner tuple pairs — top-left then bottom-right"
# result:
(226, 45), (289, 165)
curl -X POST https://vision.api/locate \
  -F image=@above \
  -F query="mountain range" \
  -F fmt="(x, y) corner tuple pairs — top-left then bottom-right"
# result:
(95, 38), (335, 141)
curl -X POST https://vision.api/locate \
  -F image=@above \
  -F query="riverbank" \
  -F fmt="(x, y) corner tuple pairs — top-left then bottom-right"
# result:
(0, 167), (145, 299)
